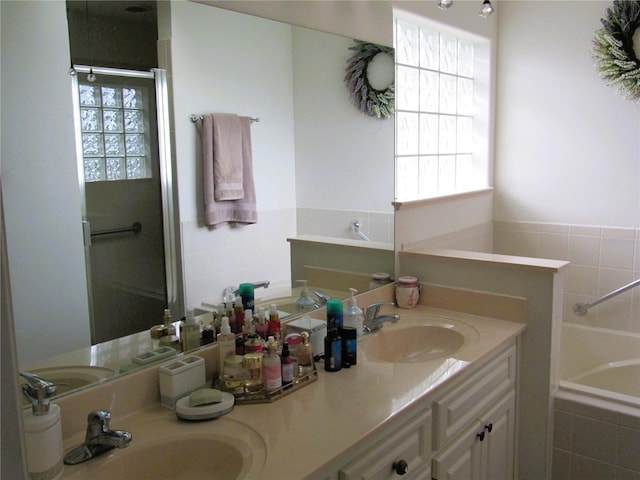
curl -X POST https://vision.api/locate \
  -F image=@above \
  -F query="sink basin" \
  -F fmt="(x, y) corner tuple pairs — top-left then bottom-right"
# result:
(363, 316), (479, 363)
(29, 366), (115, 396)
(62, 416), (266, 480)
(76, 435), (251, 480)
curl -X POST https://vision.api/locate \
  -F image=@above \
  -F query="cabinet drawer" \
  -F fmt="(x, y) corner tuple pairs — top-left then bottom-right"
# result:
(433, 343), (516, 449)
(339, 407), (432, 480)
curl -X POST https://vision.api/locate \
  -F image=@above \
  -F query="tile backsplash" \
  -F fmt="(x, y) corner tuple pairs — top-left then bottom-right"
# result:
(494, 221), (640, 334)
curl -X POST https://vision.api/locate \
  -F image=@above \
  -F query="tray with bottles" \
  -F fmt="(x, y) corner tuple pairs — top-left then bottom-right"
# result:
(217, 362), (318, 405)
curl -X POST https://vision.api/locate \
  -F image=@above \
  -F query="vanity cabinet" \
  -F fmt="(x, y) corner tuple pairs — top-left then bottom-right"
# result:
(338, 405), (432, 480)
(322, 341), (517, 480)
(432, 344), (517, 480)
(431, 392), (515, 480)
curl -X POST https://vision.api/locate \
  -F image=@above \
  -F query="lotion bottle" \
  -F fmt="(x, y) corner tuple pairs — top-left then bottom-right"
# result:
(267, 304), (281, 346)
(217, 317), (236, 381)
(264, 336), (282, 393)
(20, 372), (64, 480)
(281, 342), (294, 387)
(343, 288), (364, 337)
(256, 306), (269, 340)
(297, 331), (314, 376)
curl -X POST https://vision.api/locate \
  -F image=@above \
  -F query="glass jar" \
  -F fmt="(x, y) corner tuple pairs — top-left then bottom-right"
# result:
(242, 352), (264, 396)
(223, 355), (248, 397)
(395, 276), (420, 309)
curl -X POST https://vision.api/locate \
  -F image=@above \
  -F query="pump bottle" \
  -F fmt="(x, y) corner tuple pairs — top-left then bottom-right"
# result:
(20, 372), (64, 480)
(295, 280), (316, 313)
(343, 288), (364, 337)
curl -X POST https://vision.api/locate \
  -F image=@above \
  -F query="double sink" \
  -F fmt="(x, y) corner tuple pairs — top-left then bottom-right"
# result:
(60, 310), (480, 479)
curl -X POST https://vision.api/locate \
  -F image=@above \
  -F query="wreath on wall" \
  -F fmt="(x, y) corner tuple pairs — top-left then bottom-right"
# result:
(592, 0), (640, 100)
(344, 40), (395, 119)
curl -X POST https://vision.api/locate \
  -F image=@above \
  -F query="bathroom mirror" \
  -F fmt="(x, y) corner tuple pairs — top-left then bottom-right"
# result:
(7, 1), (395, 397)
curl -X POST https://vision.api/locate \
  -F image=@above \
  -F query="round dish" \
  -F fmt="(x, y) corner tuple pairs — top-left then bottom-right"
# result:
(175, 391), (235, 421)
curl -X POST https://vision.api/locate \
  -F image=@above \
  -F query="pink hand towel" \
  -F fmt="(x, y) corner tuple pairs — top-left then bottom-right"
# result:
(203, 116), (257, 228)
(203, 113), (244, 201)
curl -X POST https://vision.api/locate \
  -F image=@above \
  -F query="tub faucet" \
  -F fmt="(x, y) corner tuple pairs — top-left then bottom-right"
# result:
(363, 302), (400, 334)
(64, 410), (132, 465)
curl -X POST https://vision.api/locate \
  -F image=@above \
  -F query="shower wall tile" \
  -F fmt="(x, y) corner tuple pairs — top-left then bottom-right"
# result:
(493, 221), (640, 334)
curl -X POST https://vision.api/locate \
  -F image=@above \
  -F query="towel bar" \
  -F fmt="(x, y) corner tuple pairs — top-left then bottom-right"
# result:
(91, 222), (142, 238)
(190, 114), (259, 123)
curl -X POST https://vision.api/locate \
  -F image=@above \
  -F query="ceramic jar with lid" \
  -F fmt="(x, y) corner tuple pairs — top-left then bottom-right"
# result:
(395, 276), (420, 309)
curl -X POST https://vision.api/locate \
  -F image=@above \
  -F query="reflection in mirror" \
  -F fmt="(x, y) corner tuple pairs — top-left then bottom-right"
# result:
(7, 1), (395, 400)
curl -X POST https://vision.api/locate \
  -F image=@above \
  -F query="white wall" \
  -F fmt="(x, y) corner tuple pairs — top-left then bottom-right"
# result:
(495, 1), (640, 228)
(1, 1), (91, 365)
(292, 26), (395, 214)
(165, 2), (297, 307)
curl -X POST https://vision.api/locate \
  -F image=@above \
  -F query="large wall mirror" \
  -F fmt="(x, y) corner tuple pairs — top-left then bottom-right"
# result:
(3, 0), (395, 400)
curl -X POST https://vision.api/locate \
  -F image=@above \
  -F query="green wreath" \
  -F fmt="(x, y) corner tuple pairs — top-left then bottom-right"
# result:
(592, 0), (640, 100)
(344, 40), (395, 119)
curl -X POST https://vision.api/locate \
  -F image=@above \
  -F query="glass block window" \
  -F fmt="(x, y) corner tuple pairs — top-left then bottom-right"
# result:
(77, 83), (151, 182)
(395, 18), (487, 201)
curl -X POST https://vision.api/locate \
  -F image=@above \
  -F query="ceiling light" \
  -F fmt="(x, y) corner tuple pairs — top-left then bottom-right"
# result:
(437, 0), (453, 10)
(479, 0), (494, 18)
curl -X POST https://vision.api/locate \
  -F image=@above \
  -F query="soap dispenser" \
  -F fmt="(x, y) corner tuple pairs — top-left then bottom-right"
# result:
(343, 288), (364, 337)
(20, 372), (64, 480)
(295, 280), (316, 313)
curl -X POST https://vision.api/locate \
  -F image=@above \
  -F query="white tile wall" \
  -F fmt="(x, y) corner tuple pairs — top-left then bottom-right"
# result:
(181, 208), (296, 310)
(553, 397), (640, 480)
(494, 221), (640, 334)
(296, 207), (393, 244)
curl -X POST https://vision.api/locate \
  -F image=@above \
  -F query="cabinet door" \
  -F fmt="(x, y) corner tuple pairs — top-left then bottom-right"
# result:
(432, 420), (483, 480)
(480, 392), (515, 480)
(339, 407), (432, 480)
(433, 392), (516, 480)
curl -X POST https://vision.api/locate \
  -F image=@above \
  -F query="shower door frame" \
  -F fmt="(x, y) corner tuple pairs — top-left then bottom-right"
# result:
(71, 66), (180, 343)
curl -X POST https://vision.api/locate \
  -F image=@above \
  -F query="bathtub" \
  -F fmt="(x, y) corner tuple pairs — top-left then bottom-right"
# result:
(557, 322), (640, 414)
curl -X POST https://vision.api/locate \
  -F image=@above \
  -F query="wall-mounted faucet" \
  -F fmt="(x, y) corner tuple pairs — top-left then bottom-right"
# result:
(363, 302), (399, 334)
(64, 410), (132, 465)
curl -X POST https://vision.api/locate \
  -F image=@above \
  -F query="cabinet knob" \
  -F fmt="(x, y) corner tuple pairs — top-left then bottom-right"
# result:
(393, 460), (409, 475)
(485, 423), (493, 433)
(476, 431), (485, 441)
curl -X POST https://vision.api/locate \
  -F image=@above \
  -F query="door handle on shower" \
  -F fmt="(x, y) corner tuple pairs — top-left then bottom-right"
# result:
(82, 221), (92, 247)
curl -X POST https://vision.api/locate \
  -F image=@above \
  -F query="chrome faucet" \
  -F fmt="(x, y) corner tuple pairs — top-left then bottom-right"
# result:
(64, 410), (132, 465)
(363, 302), (400, 334)
(309, 288), (331, 306)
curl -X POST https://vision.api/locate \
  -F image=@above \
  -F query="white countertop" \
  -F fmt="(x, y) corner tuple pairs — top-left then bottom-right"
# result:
(59, 304), (525, 480)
